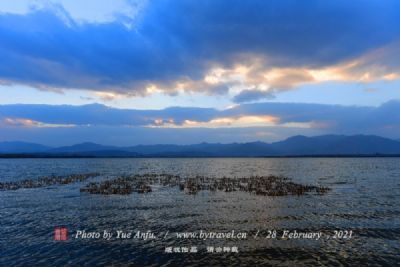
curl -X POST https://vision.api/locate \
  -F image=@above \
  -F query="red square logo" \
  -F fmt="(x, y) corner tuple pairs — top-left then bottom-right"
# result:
(54, 227), (68, 241)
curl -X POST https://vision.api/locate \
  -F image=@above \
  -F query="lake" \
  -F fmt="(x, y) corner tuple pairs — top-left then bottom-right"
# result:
(1, 158), (399, 266)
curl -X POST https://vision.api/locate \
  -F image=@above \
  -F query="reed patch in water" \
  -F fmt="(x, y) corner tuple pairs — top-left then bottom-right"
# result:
(79, 173), (330, 196)
(0, 173), (100, 190)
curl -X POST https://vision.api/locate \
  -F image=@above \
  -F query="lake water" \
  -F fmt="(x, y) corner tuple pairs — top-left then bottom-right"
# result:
(1, 158), (399, 266)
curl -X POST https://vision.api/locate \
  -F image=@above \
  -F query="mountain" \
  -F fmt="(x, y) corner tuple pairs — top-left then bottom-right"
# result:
(1, 135), (400, 157)
(32, 142), (141, 157)
(270, 135), (346, 155)
(323, 135), (400, 155)
(0, 141), (51, 153)
(49, 142), (119, 153)
(114, 142), (275, 157)
(270, 134), (400, 155)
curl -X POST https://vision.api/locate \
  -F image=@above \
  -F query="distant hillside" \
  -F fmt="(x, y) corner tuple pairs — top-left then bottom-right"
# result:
(127, 142), (275, 157)
(1, 135), (400, 157)
(270, 135), (400, 155)
(49, 142), (119, 153)
(324, 135), (400, 155)
(270, 135), (346, 155)
(0, 141), (51, 153)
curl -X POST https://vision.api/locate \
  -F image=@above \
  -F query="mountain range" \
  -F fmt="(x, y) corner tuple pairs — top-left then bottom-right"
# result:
(1, 134), (400, 157)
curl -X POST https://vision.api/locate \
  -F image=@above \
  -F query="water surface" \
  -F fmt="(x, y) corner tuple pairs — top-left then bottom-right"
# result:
(1, 158), (399, 266)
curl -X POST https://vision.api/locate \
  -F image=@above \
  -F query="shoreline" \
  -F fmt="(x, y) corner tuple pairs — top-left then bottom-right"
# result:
(1, 154), (400, 159)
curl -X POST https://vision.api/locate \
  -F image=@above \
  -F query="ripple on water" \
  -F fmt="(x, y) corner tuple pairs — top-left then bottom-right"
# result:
(1, 158), (400, 266)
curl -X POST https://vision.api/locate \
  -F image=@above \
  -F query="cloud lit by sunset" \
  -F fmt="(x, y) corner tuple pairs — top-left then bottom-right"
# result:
(0, 0), (399, 145)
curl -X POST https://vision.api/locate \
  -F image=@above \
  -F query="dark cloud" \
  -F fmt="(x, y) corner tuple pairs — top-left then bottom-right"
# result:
(232, 89), (275, 103)
(1, 101), (400, 144)
(0, 0), (399, 94)
(0, 103), (216, 126)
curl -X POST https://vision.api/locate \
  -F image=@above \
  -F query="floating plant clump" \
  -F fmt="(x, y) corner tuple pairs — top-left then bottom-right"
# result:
(0, 172), (330, 196)
(79, 173), (331, 196)
(80, 179), (152, 195)
(80, 173), (179, 195)
(0, 173), (100, 190)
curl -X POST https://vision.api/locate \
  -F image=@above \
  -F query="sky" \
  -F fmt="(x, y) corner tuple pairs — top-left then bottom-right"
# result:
(0, 0), (399, 146)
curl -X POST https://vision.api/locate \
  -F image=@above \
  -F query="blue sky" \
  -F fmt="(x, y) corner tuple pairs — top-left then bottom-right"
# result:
(0, 0), (399, 145)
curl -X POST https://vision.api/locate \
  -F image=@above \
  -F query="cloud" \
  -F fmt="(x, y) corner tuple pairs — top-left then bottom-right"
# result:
(148, 115), (280, 128)
(1, 117), (75, 128)
(0, 0), (400, 99)
(230, 44), (400, 102)
(0, 100), (399, 135)
(1, 101), (400, 145)
(233, 89), (275, 103)
(0, 0), (145, 24)
(0, 103), (217, 126)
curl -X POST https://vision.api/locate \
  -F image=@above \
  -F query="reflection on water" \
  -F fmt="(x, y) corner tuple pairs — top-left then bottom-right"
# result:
(1, 158), (400, 266)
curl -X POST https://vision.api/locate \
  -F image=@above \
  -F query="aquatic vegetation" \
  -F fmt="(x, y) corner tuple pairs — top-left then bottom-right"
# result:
(0, 173), (100, 190)
(79, 173), (331, 196)
(0, 172), (330, 196)
(0, 173), (330, 196)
